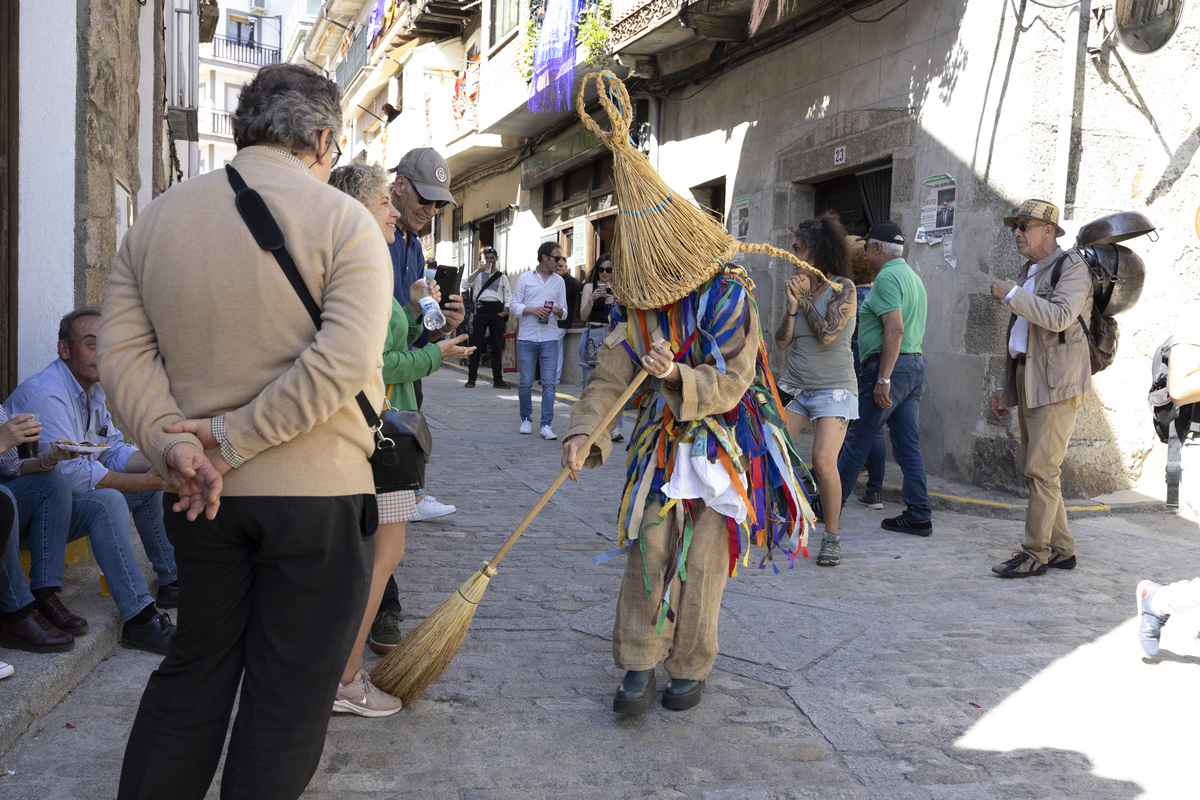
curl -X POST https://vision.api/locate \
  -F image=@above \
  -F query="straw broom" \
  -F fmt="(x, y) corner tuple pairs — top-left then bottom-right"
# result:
(371, 369), (651, 705)
(577, 71), (836, 311)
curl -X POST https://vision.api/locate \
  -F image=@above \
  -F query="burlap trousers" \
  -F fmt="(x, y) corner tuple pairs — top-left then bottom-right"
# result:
(612, 499), (730, 681)
(1015, 362), (1085, 564)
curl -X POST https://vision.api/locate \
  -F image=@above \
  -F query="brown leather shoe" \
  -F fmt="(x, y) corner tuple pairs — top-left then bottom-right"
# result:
(0, 611), (74, 652)
(34, 594), (88, 635)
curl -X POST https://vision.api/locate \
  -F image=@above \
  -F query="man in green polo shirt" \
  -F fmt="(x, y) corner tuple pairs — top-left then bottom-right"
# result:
(837, 220), (932, 535)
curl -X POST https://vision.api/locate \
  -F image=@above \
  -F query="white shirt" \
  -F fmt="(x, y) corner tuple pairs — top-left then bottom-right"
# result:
(473, 268), (511, 305)
(1006, 262), (1040, 358)
(510, 269), (567, 342)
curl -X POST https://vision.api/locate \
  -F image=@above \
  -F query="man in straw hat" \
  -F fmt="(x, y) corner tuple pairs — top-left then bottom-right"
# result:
(988, 199), (1093, 578)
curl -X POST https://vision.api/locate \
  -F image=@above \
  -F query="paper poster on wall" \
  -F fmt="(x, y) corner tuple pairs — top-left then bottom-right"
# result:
(730, 195), (750, 241)
(919, 174), (956, 245)
(570, 217), (587, 268)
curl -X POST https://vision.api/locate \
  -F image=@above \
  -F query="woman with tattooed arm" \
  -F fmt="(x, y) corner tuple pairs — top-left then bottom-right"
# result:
(774, 211), (857, 567)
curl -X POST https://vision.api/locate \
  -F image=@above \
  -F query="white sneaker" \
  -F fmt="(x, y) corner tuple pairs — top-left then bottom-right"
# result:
(611, 430), (624, 442)
(541, 425), (557, 440)
(414, 494), (456, 521)
(519, 419), (532, 434)
(332, 670), (403, 717)
(0, 660), (12, 680)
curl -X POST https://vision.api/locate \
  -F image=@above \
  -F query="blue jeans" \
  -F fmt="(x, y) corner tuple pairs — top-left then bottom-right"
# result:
(517, 338), (559, 427)
(0, 472), (73, 613)
(0, 483), (37, 613)
(6, 474), (159, 620)
(838, 356), (929, 521)
(850, 368), (887, 493)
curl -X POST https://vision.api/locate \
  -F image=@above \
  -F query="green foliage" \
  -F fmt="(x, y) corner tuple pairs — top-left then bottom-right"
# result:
(518, 12), (540, 83)
(518, 0), (611, 83)
(578, 0), (613, 68)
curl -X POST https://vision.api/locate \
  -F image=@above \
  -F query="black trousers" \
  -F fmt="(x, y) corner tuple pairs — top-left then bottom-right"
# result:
(467, 307), (506, 383)
(117, 494), (375, 800)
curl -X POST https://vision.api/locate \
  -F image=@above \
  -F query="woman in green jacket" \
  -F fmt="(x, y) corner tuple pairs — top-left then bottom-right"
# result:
(328, 162), (473, 716)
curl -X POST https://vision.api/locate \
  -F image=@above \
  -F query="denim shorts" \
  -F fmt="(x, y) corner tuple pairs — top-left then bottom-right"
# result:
(785, 387), (860, 421)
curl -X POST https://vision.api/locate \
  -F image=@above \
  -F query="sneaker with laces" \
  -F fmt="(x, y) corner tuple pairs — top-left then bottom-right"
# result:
(881, 512), (932, 536)
(368, 608), (403, 654)
(414, 495), (456, 521)
(333, 670), (403, 717)
(541, 425), (557, 440)
(816, 533), (841, 566)
(857, 491), (883, 510)
(519, 419), (532, 434)
(991, 551), (1048, 578)
(1046, 552), (1077, 570)
(1136, 580), (1168, 656)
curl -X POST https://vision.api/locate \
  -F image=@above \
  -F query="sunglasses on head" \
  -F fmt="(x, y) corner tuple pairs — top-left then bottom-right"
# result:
(1010, 222), (1044, 233)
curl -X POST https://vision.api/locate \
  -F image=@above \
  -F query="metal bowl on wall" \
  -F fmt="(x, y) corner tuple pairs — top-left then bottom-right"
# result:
(1078, 243), (1145, 317)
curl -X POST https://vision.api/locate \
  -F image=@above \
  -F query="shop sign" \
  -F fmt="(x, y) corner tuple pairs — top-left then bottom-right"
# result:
(522, 127), (606, 186)
(571, 218), (587, 268)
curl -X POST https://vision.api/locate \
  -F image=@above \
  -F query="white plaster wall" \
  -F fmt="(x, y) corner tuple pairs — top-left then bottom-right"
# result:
(138, 2), (155, 213)
(18, 0), (78, 382)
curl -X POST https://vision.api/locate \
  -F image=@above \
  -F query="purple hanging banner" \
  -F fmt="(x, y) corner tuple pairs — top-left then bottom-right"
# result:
(527, 0), (584, 114)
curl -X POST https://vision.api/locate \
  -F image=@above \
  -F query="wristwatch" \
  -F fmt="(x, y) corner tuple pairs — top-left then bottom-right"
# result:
(877, 376), (891, 385)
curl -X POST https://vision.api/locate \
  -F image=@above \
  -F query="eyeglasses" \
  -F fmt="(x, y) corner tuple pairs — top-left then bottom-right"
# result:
(553, 255), (567, 263)
(1010, 222), (1045, 233)
(598, 266), (613, 273)
(404, 178), (450, 210)
(331, 139), (342, 168)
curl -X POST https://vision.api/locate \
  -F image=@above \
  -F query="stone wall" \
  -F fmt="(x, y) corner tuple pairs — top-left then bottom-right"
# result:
(649, 0), (1200, 498)
(80, 0), (146, 306)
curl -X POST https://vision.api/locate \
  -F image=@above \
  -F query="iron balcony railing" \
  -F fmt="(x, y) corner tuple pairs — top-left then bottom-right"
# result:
(208, 34), (281, 67)
(334, 25), (370, 88)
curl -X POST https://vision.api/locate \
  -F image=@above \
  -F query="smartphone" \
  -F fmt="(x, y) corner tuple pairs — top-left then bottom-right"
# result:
(433, 266), (462, 309)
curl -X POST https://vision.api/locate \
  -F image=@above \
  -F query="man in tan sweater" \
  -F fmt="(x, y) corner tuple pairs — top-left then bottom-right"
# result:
(98, 64), (391, 800)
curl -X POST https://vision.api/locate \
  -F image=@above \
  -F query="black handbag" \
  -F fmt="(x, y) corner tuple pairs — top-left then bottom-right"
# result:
(225, 165), (429, 493)
(374, 391), (432, 492)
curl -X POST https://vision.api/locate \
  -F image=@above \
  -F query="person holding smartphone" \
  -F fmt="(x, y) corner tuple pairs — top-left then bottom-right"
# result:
(577, 254), (626, 442)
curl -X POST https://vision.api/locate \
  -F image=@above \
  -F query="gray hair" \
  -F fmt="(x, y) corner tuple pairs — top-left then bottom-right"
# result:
(58, 307), (101, 345)
(329, 162), (390, 207)
(231, 64), (343, 155)
(869, 239), (904, 258)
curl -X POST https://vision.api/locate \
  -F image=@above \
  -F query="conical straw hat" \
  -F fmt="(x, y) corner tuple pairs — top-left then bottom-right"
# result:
(577, 71), (830, 310)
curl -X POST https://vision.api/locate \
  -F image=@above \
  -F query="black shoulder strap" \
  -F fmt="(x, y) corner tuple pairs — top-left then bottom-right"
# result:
(1045, 251), (1089, 345)
(226, 165), (381, 428)
(479, 271), (502, 294)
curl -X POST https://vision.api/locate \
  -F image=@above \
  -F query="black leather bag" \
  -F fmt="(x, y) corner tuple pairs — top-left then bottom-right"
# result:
(226, 165), (428, 494)
(371, 400), (432, 492)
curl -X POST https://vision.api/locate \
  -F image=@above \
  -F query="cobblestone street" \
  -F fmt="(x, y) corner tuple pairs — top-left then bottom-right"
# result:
(3, 366), (1199, 799)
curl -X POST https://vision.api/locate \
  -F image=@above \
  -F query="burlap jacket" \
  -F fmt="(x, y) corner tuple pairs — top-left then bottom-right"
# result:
(1001, 246), (1093, 410)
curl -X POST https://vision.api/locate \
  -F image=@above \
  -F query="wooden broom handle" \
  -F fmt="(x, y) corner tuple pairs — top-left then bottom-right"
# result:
(485, 368), (651, 572)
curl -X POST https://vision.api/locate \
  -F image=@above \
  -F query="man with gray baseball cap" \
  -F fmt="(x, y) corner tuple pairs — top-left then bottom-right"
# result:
(370, 147), (461, 652)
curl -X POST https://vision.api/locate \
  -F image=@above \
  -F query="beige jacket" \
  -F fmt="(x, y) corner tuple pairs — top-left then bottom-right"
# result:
(98, 146), (392, 497)
(1001, 246), (1093, 410)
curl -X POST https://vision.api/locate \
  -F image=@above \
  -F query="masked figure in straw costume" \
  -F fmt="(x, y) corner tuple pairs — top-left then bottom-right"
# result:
(561, 72), (820, 715)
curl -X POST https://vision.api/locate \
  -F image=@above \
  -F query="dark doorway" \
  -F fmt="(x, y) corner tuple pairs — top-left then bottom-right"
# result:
(813, 165), (891, 236)
(0, 1), (18, 395)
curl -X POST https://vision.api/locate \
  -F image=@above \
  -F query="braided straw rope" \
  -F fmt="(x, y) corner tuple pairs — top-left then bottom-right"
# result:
(577, 71), (833, 310)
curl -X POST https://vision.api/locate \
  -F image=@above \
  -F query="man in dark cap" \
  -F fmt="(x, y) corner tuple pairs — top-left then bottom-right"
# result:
(836, 220), (932, 536)
(988, 199), (1092, 578)
(369, 148), (460, 651)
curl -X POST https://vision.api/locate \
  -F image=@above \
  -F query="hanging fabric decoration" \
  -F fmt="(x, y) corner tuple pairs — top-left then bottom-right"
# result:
(528, 0), (584, 113)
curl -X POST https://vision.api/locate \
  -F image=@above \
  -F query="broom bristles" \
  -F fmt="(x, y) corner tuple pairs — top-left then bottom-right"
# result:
(370, 566), (493, 705)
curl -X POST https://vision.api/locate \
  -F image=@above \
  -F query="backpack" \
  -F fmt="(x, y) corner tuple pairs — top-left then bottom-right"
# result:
(1149, 335), (1197, 443)
(1048, 252), (1118, 374)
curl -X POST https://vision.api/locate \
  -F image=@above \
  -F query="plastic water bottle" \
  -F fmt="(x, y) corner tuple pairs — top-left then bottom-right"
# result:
(418, 280), (447, 331)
